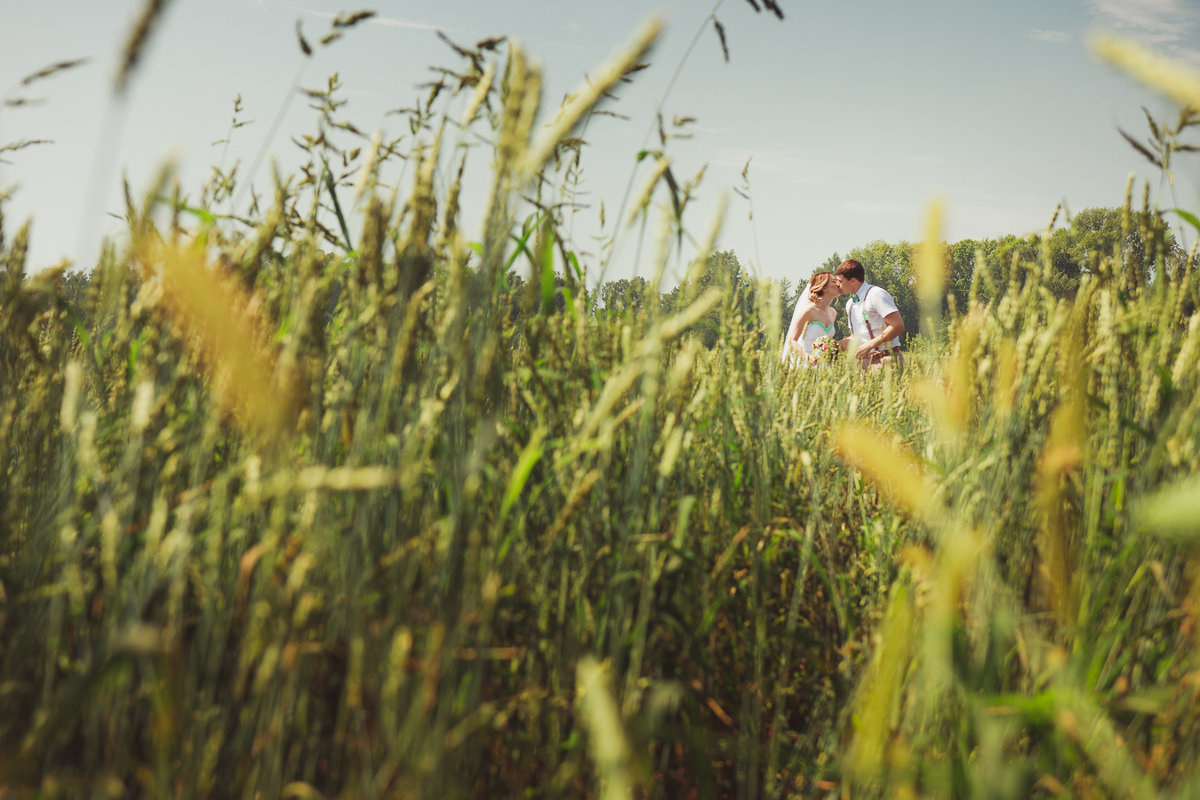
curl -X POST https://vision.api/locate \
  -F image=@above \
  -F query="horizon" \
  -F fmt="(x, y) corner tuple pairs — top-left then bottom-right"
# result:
(2, 0), (1199, 289)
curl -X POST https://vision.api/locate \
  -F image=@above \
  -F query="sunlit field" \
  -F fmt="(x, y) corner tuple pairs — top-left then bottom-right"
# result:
(3, 7), (1200, 799)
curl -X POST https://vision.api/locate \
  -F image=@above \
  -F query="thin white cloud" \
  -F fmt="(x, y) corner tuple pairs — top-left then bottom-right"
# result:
(709, 149), (834, 185)
(292, 6), (458, 35)
(689, 124), (731, 136)
(840, 200), (914, 217)
(1085, 0), (1200, 62)
(1087, 0), (1185, 38)
(1028, 28), (1072, 43)
(369, 16), (451, 33)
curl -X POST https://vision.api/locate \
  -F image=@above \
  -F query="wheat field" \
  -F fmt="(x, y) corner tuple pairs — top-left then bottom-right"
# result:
(2, 11), (1200, 800)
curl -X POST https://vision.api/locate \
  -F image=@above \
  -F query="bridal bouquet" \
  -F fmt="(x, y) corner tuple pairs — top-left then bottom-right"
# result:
(809, 335), (840, 367)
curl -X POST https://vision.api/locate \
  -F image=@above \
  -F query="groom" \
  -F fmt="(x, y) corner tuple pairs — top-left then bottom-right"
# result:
(834, 259), (906, 371)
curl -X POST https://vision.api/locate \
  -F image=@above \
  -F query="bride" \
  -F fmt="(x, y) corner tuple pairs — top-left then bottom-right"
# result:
(781, 271), (839, 368)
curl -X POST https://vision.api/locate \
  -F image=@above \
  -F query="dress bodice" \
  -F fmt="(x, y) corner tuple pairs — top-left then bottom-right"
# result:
(800, 319), (835, 354)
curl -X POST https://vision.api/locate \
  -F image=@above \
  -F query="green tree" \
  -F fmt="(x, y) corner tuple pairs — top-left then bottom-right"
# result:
(947, 239), (981, 312)
(844, 239), (918, 341)
(1044, 227), (1083, 298)
(668, 249), (758, 348)
(599, 276), (651, 316)
(777, 277), (801, 334)
(1069, 206), (1187, 286)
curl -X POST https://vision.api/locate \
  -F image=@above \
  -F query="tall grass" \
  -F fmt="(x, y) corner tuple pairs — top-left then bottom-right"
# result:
(2, 16), (1200, 800)
(833, 194), (1200, 798)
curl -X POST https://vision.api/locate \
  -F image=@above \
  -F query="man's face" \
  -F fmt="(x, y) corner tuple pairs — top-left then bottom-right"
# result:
(835, 274), (861, 296)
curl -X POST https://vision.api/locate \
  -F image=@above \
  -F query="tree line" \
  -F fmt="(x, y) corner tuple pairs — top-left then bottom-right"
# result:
(23, 206), (1193, 358)
(591, 206), (1192, 348)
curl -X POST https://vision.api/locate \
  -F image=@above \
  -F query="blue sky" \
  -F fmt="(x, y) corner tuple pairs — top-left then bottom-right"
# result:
(3, 0), (1199, 289)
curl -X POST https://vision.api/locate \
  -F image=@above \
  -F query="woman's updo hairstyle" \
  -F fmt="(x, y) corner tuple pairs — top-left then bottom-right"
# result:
(808, 271), (834, 303)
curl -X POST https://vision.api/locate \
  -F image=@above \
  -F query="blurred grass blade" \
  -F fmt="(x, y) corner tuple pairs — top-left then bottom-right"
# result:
(845, 582), (915, 783)
(1136, 476), (1200, 538)
(500, 428), (545, 522)
(576, 657), (635, 800)
(134, 235), (296, 439)
(1090, 32), (1200, 110)
(832, 421), (937, 519)
(915, 198), (946, 338)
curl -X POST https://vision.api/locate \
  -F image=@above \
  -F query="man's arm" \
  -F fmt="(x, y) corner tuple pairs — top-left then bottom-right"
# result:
(854, 311), (905, 358)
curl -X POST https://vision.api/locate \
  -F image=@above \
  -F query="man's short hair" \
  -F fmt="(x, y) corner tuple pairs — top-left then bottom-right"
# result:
(835, 259), (864, 282)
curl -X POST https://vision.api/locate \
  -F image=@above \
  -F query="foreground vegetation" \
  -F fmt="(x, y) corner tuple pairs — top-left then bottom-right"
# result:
(4, 8), (1200, 799)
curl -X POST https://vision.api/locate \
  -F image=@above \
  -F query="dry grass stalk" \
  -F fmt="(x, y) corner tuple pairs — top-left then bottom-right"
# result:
(352, 129), (383, 206)
(460, 60), (496, 128)
(116, 0), (174, 94)
(627, 155), (671, 227)
(516, 16), (663, 179)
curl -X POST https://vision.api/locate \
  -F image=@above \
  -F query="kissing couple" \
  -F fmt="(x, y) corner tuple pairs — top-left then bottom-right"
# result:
(781, 259), (906, 372)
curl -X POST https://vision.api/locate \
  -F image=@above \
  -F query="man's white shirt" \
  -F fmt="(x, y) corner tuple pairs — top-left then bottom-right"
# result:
(846, 282), (900, 352)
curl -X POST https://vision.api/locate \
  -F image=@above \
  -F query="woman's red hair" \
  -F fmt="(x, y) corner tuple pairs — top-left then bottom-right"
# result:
(808, 271), (834, 303)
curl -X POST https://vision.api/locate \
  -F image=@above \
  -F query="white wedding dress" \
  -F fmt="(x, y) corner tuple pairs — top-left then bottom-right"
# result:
(800, 319), (835, 355)
(782, 293), (836, 368)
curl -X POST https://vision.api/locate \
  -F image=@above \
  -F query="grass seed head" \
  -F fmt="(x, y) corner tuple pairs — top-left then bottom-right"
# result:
(116, 0), (174, 94)
(1092, 32), (1200, 111)
(517, 16), (663, 179)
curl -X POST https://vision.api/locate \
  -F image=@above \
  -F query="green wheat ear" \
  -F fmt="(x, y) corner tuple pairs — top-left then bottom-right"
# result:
(517, 16), (663, 180)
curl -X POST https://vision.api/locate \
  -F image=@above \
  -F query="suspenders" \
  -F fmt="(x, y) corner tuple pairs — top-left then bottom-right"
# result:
(856, 286), (898, 356)
(859, 286), (877, 346)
